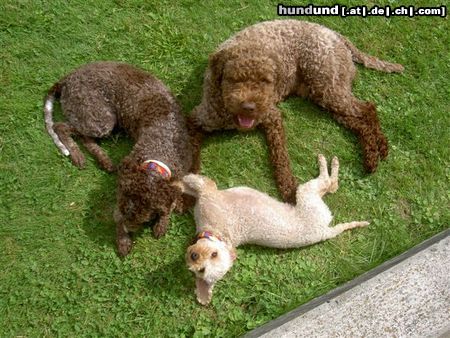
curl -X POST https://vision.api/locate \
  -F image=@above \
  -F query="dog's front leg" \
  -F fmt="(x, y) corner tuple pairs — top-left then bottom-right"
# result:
(153, 211), (173, 239)
(116, 222), (133, 257)
(260, 108), (298, 204)
(153, 200), (177, 238)
(114, 208), (133, 257)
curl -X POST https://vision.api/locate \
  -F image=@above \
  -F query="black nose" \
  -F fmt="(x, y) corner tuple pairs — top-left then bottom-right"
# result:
(198, 268), (205, 273)
(191, 252), (199, 261)
(241, 101), (256, 111)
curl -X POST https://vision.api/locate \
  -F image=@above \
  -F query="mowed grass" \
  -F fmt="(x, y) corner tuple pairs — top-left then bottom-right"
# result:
(0, 0), (449, 336)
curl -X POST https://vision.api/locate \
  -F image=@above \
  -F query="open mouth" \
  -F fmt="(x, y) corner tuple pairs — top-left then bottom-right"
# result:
(236, 115), (256, 129)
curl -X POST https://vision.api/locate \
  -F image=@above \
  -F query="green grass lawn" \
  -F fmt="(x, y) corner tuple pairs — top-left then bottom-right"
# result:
(1, 0), (448, 336)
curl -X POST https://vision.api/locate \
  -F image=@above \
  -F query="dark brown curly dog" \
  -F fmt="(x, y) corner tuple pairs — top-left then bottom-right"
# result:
(44, 62), (195, 256)
(189, 20), (403, 203)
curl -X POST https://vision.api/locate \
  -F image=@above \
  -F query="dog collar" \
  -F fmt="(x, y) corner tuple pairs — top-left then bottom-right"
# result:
(140, 159), (172, 179)
(196, 231), (223, 243)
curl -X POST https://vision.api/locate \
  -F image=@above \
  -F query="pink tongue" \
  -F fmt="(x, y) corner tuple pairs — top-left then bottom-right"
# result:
(238, 115), (255, 128)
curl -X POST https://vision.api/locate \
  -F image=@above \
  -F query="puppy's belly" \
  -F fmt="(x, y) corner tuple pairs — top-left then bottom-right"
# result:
(239, 208), (310, 248)
(240, 206), (331, 248)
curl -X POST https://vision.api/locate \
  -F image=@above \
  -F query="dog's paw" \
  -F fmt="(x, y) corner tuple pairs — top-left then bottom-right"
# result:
(363, 149), (379, 174)
(117, 236), (133, 257)
(103, 163), (117, 173)
(377, 135), (389, 160)
(197, 295), (211, 306)
(317, 153), (326, 164)
(70, 151), (86, 169)
(153, 223), (167, 239)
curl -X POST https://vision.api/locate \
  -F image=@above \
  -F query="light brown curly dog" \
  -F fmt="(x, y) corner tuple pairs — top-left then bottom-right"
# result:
(44, 62), (195, 256)
(189, 19), (404, 203)
(180, 155), (369, 305)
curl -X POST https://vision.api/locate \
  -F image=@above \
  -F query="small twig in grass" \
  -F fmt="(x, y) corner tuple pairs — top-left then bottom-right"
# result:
(236, 5), (249, 11)
(261, 290), (284, 300)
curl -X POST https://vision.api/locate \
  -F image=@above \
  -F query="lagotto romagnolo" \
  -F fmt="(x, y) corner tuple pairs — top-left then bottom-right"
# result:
(178, 155), (369, 305)
(44, 62), (195, 256)
(188, 19), (404, 203)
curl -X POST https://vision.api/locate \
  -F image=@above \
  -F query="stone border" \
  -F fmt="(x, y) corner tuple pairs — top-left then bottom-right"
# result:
(245, 228), (450, 337)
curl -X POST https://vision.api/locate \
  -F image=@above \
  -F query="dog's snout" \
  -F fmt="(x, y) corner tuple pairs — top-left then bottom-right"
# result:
(198, 267), (205, 273)
(241, 101), (256, 111)
(191, 252), (199, 261)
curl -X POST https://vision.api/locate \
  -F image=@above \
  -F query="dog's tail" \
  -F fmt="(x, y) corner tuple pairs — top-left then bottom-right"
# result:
(178, 174), (218, 198)
(44, 82), (69, 156)
(340, 35), (404, 73)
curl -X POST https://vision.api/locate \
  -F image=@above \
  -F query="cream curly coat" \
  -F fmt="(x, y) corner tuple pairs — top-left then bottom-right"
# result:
(180, 155), (369, 305)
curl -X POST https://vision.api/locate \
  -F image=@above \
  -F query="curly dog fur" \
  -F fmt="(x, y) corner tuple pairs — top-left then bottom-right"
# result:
(189, 19), (404, 203)
(44, 61), (194, 256)
(179, 155), (369, 305)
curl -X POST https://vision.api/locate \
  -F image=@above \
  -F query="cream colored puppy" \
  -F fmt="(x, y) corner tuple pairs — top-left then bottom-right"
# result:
(181, 155), (369, 305)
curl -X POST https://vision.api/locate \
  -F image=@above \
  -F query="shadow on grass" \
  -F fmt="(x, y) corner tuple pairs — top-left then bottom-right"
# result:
(81, 166), (117, 250)
(145, 256), (194, 299)
(81, 135), (133, 251)
(176, 59), (206, 113)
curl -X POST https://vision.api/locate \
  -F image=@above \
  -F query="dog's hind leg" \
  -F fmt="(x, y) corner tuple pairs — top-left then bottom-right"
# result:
(319, 221), (370, 242)
(53, 122), (86, 168)
(331, 100), (383, 173)
(317, 89), (382, 173)
(328, 156), (339, 194)
(298, 154), (339, 200)
(308, 57), (386, 172)
(80, 136), (115, 173)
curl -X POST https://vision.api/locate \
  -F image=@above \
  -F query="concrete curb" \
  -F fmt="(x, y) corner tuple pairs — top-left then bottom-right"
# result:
(245, 228), (450, 337)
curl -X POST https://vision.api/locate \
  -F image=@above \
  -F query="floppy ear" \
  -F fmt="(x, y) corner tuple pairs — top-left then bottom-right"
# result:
(229, 246), (237, 261)
(171, 180), (185, 193)
(196, 277), (214, 306)
(208, 49), (227, 91)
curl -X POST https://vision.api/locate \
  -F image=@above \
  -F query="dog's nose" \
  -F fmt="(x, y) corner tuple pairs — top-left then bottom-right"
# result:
(198, 267), (205, 273)
(191, 252), (199, 261)
(241, 101), (256, 111)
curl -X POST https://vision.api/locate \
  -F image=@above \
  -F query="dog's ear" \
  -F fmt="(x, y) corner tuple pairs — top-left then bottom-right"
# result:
(208, 49), (227, 89)
(171, 180), (185, 193)
(173, 177), (198, 198)
(195, 277), (214, 306)
(229, 246), (237, 261)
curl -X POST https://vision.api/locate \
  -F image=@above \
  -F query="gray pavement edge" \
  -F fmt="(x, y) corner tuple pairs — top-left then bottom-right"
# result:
(244, 228), (450, 338)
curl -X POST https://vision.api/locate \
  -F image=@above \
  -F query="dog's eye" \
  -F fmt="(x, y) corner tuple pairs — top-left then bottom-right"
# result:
(211, 252), (218, 258)
(191, 252), (199, 261)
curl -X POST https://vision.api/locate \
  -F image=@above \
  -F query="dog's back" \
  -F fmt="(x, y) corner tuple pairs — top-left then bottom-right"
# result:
(60, 62), (178, 138)
(44, 62), (195, 256)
